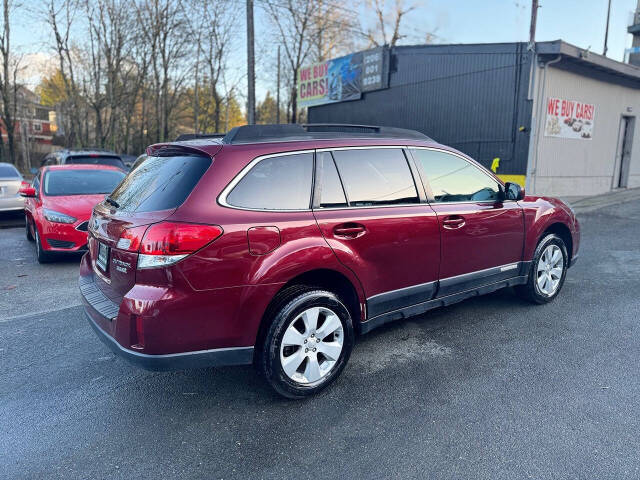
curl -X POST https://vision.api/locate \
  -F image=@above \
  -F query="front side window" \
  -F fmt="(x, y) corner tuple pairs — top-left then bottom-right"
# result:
(225, 153), (313, 210)
(43, 170), (126, 196)
(412, 149), (500, 203)
(332, 148), (419, 207)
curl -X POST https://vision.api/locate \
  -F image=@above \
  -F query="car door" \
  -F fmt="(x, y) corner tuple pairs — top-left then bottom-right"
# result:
(409, 147), (525, 297)
(312, 147), (441, 319)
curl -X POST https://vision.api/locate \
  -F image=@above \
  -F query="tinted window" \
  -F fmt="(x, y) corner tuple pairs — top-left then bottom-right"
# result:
(412, 149), (500, 203)
(226, 153), (313, 210)
(0, 164), (20, 178)
(332, 149), (418, 206)
(109, 155), (211, 212)
(317, 152), (347, 208)
(65, 155), (125, 169)
(43, 170), (126, 196)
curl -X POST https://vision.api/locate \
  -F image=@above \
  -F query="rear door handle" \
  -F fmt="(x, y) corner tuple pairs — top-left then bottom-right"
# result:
(333, 223), (366, 238)
(442, 215), (466, 229)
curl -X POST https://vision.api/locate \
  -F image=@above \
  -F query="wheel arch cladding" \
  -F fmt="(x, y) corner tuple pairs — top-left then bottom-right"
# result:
(254, 268), (363, 354)
(542, 222), (573, 261)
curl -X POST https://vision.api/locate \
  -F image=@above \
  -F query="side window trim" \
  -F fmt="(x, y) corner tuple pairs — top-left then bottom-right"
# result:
(410, 147), (504, 205)
(218, 149), (316, 212)
(312, 151), (349, 209)
(313, 146), (426, 210)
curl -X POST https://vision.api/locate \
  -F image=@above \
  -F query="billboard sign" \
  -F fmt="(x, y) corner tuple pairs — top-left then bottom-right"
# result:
(297, 47), (389, 108)
(544, 97), (595, 139)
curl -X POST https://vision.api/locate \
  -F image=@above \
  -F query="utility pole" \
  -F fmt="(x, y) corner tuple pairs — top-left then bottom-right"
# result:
(529, 0), (539, 48)
(603, 0), (612, 56)
(246, 0), (255, 125)
(276, 45), (281, 124)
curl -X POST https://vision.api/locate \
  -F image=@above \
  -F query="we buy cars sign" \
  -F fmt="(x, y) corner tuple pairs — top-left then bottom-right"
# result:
(544, 97), (595, 139)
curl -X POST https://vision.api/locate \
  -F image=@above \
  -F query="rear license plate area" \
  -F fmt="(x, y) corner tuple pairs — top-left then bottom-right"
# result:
(96, 242), (110, 273)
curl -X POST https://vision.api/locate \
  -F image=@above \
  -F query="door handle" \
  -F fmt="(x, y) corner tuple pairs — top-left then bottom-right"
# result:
(442, 215), (466, 229)
(333, 223), (366, 238)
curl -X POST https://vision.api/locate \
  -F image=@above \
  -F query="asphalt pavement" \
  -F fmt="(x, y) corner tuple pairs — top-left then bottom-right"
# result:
(1, 200), (640, 479)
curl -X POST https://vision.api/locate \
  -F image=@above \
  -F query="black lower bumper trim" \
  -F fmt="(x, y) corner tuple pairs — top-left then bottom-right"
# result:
(85, 309), (254, 371)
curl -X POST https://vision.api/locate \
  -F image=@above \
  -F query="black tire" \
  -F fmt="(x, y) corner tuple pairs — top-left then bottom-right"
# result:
(35, 228), (55, 264)
(25, 215), (34, 241)
(516, 233), (568, 304)
(258, 289), (355, 399)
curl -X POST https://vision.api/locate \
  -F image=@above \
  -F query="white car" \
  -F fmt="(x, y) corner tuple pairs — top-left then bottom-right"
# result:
(0, 162), (26, 212)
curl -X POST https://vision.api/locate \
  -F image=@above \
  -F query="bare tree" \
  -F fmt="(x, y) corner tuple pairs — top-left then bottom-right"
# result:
(361, 0), (416, 47)
(136, 0), (192, 142)
(0, 0), (21, 167)
(44, 0), (87, 147)
(264, 0), (322, 123)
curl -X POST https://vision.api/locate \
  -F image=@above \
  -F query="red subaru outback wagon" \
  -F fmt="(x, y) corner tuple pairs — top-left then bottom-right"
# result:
(80, 124), (580, 398)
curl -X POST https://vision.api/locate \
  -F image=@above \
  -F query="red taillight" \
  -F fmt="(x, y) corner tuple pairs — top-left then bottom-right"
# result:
(117, 222), (223, 269)
(140, 222), (223, 255)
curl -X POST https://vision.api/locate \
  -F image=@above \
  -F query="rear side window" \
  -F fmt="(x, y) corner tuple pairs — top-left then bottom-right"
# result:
(66, 155), (125, 169)
(0, 164), (20, 178)
(225, 153), (313, 210)
(332, 148), (419, 206)
(109, 155), (211, 212)
(412, 149), (500, 203)
(317, 152), (347, 208)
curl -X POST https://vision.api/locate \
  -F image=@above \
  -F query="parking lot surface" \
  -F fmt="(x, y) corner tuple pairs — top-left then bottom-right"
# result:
(1, 201), (640, 479)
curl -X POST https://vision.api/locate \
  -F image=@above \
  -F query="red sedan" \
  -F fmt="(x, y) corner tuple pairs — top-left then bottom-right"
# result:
(21, 164), (125, 263)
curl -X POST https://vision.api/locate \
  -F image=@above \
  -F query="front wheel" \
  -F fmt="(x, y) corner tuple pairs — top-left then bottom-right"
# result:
(35, 228), (55, 264)
(258, 289), (355, 399)
(25, 215), (34, 241)
(516, 233), (568, 304)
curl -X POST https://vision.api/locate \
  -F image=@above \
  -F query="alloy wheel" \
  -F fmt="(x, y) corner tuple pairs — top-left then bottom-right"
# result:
(279, 306), (344, 385)
(536, 244), (563, 296)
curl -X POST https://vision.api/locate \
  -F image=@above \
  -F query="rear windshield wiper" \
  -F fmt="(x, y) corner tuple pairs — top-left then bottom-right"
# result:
(105, 196), (120, 208)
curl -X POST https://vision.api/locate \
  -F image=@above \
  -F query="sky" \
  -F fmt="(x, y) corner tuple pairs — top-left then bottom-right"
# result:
(9, 0), (639, 100)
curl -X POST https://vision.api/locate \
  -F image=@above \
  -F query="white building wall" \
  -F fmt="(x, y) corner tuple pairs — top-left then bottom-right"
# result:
(529, 66), (640, 196)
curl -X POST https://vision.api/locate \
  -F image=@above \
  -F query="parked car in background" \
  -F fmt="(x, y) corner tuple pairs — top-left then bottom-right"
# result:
(119, 154), (138, 170)
(21, 164), (126, 263)
(0, 162), (27, 212)
(79, 124), (580, 398)
(129, 153), (148, 171)
(40, 149), (127, 171)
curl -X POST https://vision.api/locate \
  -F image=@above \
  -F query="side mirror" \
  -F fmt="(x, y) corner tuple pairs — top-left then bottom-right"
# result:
(19, 186), (36, 197)
(504, 182), (525, 201)
(30, 167), (37, 175)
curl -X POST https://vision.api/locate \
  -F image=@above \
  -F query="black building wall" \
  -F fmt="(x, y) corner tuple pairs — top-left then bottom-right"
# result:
(309, 43), (533, 175)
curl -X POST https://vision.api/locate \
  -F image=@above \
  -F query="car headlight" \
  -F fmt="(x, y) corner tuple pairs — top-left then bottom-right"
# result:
(43, 208), (77, 224)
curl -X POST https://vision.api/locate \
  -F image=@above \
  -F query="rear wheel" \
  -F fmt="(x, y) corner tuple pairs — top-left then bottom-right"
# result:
(258, 289), (354, 399)
(35, 228), (55, 264)
(25, 215), (34, 241)
(516, 233), (568, 304)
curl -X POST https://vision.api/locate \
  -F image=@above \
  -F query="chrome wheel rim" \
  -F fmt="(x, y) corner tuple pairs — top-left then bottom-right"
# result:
(279, 306), (344, 385)
(536, 244), (563, 296)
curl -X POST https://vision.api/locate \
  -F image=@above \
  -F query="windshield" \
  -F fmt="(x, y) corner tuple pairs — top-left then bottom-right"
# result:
(108, 154), (211, 212)
(0, 164), (20, 179)
(65, 155), (125, 169)
(44, 170), (126, 196)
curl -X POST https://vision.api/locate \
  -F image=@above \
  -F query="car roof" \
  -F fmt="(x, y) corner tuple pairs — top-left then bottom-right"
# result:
(44, 164), (125, 172)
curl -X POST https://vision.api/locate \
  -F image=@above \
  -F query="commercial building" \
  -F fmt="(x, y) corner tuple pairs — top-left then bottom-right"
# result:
(306, 41), (640, 196)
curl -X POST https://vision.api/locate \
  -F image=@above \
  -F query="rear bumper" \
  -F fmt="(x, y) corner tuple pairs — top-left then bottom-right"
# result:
(84, 308), (254, 371)
(0, 196), (24, 211)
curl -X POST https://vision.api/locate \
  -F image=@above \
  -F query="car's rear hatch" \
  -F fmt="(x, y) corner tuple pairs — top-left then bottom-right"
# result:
(87, 148), (216, 302)
(0, 178), (21, 197)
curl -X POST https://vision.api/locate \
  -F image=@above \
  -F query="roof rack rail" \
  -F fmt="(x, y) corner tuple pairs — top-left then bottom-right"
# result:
(221, 123), (431, 144)
(175, 133), (225, 142)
